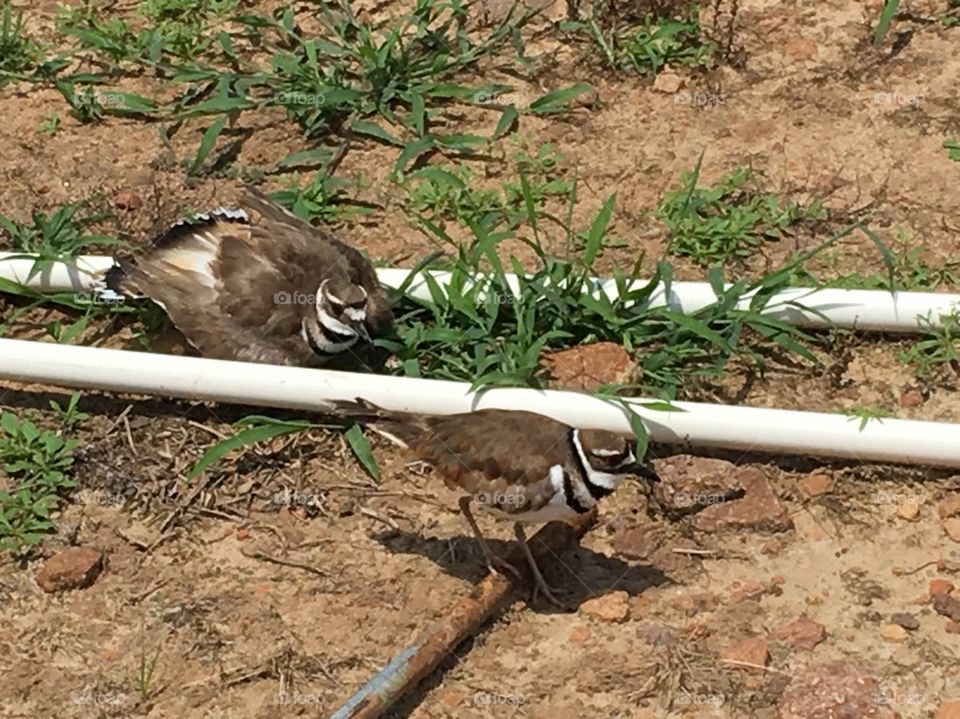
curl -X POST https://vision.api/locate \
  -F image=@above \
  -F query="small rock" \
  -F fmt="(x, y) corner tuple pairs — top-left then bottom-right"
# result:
(721, 637), (769, 667)
(896, 499), (920, 521)
(636, 622), (675, 647)
(946, 620), (960, 635)
(580, 591), (630, 623)
(771, 616), (826, 650)
(890, 612), (919, 631)
(694, 467), (793, 533)
(937, 701), (960, 719)
(778, 661), (898, 719)
(35, 546), (104, 592)
(879, 623), (908, 642)
(541, 342), (633, 392)
(652, 72), (683, 94)
(113, 189), (142, 210)
(937, 495), (960, 519)
(943, 518), (960, 543)
(611, 522), (689, 573)
(440, 690), (465, 708)
(933, 593), (960, 622)
(890, 646), (920, 668)
(930, 579), (955, 597)
(728, 579), (766, 602)
(899, 388), (924, 408)
(670, 591), (719, 617)
(651, 455), (744, 512)
(782, 37), (818, 61)
(568, 626), (590, 643)
(798, 473), (832, 498)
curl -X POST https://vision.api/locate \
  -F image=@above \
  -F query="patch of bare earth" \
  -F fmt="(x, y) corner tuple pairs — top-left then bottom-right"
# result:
(0, 0), (959, 718)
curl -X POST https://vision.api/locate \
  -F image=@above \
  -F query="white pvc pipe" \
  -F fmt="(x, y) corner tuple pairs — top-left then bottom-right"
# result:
(377, 268), (960, 333)
(0, 338), (957, 467)
(0, 254), (117, 292)
(1, 253), (957, 333)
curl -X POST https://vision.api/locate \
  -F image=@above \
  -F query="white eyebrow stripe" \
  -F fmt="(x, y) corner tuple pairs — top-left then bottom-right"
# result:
(591, 448), (622, 457)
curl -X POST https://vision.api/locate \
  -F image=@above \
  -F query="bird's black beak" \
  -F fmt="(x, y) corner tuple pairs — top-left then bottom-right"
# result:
(355, 322), (371, 343)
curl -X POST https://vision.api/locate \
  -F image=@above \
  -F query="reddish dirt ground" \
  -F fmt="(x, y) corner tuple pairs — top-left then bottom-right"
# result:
(0, 1), (959, 718)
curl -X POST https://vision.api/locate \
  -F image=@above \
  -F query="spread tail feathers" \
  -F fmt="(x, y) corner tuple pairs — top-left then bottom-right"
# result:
(328, 398), (425, 449)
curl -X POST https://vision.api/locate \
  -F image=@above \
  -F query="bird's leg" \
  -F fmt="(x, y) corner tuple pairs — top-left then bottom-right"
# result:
(457, 496), (522, 581)
(513, 524), (566, 608)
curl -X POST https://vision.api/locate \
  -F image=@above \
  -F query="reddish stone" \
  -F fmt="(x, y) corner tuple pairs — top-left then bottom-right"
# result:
(35, 547), (104, 593)
(722, 637), (769, 667)
(694, 468), (793, 533)
(771, 616), (827, 650)
(930, 579), (955, 597)
(541, 342), (633, 392)
(899, 388), (924, 408)
(939, 495), (960, 519)
(937, 701), (960, 719)
(798, 473), (833, 498)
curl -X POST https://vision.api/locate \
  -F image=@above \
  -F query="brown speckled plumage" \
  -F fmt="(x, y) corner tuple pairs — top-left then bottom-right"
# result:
(106, 186), (392, 367)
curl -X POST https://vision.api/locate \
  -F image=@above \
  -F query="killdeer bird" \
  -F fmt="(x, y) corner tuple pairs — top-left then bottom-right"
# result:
(105, 186), (393, 367)
(332, 399), (659, 605)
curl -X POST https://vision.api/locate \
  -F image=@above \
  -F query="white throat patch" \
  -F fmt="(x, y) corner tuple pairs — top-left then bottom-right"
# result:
(315, 282), (361, 338)
(570, 429), (628, 491)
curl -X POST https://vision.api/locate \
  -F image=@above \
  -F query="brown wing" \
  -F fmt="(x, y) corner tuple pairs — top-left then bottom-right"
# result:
(121, 217), (315, 365)
(415, 410), (572, 515)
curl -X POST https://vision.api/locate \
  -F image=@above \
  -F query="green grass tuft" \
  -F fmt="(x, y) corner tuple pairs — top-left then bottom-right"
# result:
(657, 161), (826, 267)
(0, 2), (42, 84)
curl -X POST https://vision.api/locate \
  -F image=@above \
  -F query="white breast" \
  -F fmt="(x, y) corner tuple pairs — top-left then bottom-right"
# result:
(475, 464), (580, 525)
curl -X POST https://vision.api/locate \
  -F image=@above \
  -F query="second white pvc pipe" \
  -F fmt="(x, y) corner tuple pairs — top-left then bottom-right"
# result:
(0, 338), (957, 467)
(1, 254), (959, 334)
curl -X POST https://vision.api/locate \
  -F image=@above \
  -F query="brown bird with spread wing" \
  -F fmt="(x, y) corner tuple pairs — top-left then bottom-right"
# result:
(105, 186), (393, 367)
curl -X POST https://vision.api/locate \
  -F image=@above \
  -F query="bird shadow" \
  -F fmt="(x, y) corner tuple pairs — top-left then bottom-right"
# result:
(371, 527), (672, 614)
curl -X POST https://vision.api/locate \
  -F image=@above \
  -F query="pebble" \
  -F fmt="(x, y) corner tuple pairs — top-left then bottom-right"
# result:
(937, 701), (960, 719)
(896, 499), (920, 521)
(937, 495), (960, 519)
(879, 623), (908, 642)
(579, 591), (630, 623)
(798, 473), (832, 498)
(930, 579), (955, 597)
(721, 637), (769, 667)
(890, 612), (919, 631)
(899, 388), (924, 407)
(35, 547), (104, 593)
(652, 72), (683, 94)
(113, 189), (143, 210)
(771, 616), (827, 650)
(933, 593), (960, 622)
(944, 518), (960, 543)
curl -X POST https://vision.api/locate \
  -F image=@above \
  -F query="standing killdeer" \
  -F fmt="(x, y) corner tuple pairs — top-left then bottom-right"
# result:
(105, 186), (393, 367)
(331, 399), (659, 605)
